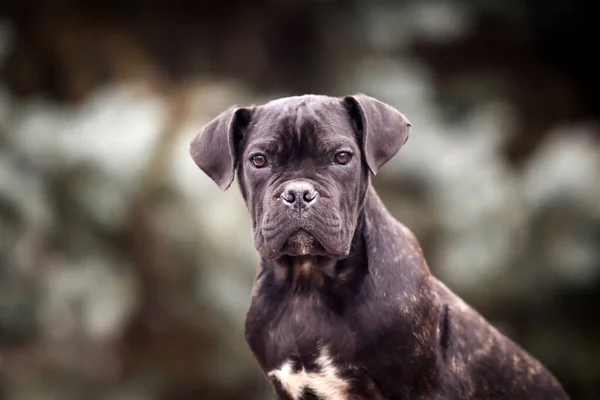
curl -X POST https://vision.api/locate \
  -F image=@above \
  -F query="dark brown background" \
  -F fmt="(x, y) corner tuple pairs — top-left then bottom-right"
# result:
(0, 1), (598, 399)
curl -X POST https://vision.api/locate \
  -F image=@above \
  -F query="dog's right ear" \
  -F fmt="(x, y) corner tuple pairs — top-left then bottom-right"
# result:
(189, 106), (252, 191)
(343, 94), (411, 175)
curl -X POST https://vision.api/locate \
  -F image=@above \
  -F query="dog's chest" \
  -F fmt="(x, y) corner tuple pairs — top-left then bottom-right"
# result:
(268, 346), (349, 399)
(249, 300), (387, 399)
(267, 347), (386, 400)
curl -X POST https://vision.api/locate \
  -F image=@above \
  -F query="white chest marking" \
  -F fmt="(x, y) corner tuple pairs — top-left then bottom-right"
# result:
(268, 347), (349, 400)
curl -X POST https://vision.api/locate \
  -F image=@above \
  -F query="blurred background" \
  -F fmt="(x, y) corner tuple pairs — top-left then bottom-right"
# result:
(0, 0), (598, 399)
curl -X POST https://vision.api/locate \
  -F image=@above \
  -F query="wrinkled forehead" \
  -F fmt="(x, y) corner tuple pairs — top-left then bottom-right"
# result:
(244, 96), (358, 153)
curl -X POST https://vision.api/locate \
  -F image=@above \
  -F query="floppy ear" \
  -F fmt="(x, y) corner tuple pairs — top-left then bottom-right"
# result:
(343, 94), (411, 175)
(189, 106), (252, 190)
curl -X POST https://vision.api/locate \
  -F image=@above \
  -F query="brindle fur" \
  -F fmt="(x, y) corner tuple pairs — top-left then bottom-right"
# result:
(190, 94), (569, 399)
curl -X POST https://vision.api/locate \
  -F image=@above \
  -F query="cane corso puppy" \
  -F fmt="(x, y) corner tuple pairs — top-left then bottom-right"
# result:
(189, 94), (569, 399)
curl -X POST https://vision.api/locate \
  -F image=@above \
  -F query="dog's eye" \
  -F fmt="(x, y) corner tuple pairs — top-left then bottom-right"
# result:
(334, 152), (352, 165)
(250, 154), (267, 168)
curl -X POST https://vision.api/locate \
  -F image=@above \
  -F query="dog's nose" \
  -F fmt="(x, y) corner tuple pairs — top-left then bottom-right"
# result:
(281, 181), (318, 208)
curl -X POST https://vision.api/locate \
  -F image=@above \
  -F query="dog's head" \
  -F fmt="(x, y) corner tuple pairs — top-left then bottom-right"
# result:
(190, 94), (411, 260)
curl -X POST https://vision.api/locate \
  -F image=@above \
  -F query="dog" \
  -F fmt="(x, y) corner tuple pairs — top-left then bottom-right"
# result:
(189, 94), (569, 399)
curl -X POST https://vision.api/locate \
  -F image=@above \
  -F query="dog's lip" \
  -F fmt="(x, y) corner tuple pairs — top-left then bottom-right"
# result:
(280, 229), (327, 256)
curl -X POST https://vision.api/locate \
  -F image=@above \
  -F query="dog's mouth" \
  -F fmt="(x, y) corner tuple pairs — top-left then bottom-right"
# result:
(280, 229), (327, 257)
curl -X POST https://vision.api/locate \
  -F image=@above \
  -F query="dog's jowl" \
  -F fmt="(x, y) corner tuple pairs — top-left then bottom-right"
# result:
(190, 94), (569, 399)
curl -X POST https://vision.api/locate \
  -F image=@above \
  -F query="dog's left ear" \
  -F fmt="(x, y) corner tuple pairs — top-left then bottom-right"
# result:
(189, 106), (252, 190)
(343, 94), (411, 175)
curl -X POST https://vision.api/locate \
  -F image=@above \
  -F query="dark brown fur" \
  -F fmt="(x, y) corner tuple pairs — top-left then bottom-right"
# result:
(190, 94), (569, 399)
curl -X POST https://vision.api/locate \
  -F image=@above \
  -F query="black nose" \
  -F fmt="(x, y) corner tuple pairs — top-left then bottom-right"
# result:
(281, 181), (318, 207)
